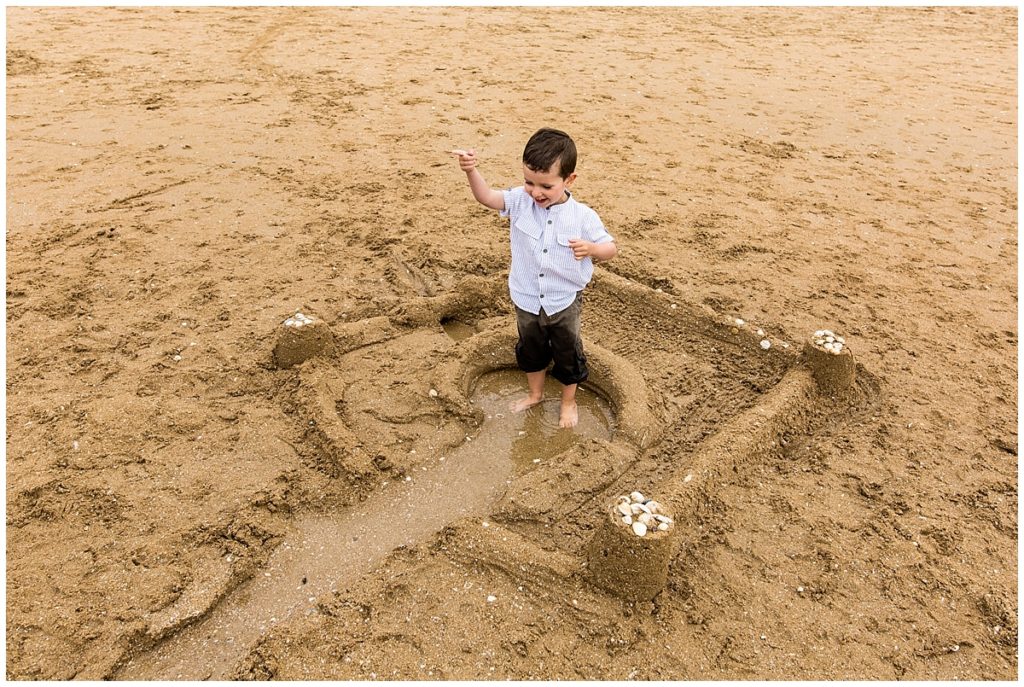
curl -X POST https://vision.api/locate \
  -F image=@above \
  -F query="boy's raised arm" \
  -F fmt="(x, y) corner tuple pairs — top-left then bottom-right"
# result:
(451, 149), (505, 211)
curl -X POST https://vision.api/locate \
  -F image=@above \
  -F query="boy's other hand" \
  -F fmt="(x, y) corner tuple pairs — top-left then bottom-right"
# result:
(450, 148), (477, 172)
(568, 239), (593, 260)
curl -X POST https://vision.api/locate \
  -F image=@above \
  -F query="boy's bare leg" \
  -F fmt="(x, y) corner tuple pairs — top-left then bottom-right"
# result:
(559, 383), (579, 428)
(510, 370), (546, 412)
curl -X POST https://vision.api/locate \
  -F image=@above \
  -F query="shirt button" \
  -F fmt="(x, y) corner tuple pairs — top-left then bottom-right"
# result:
(542, 249), (548, 253)
(539, 273), (544, 277)
(540, 294), (544, 298)
(547, 220), (552, 224)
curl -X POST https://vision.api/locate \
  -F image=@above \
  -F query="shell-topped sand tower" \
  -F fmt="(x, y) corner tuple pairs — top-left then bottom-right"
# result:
(273, 312), (336, 369)
(585, 490), (680, 602)
(802, 328), (856, 395)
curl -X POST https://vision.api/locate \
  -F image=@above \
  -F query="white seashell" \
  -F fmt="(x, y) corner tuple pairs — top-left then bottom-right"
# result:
(295, 312), (306, 319)
(814, 330), (825, 337)
(617, 495), (631, 505)
(630, 503), (645, 515)
(658, 522), (670, 531)
(293, 320), (304, 328)
(760, 339), (771, 350)
(654, 514), (673, 524)
(831, 343), (843, 354)
(823, 342), (834, 352)
(836, 336), (845, 344)
(645, 500), (662, 514)
(428, 388), (438, 398)
(616, 502), (632, 517)
(630, 491), (645, 503)
(638, 512), (655, 527)
(756, 328), (765, 336)
(735, 318), (745, 326)
(825, 336), (835, 343)
(631, 521), (648, 537)
(284, 318), (295, 327)
(621, 515), (633, 525)
(823, 330), (834, 337)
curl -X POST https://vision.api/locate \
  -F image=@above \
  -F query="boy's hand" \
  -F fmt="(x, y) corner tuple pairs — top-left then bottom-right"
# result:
(569, 238), (618, 263)
(450, 148), (478, 173)
(567, 239), (593, 260)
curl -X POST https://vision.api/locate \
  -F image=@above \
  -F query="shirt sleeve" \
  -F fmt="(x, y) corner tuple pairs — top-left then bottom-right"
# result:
(585, 209), (614, 244)
(499, 187), (526, 219)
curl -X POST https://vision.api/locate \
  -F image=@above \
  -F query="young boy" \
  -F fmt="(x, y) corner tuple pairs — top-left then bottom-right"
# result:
(452, 128), (617, 428)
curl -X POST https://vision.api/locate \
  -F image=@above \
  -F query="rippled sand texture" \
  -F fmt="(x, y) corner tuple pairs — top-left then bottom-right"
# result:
(6, 6), (1017, 681)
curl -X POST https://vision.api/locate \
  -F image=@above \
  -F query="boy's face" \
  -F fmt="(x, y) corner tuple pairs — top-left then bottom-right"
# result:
(523, 161), (576, 209)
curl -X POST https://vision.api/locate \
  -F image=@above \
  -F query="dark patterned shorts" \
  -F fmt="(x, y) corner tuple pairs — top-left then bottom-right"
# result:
(514, 293), (588, 386)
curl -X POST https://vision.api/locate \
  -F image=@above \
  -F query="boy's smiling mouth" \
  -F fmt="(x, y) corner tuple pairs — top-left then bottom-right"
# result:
(522, 162), (573, 208)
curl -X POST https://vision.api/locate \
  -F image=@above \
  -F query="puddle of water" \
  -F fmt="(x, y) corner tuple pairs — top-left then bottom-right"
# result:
(115, 369), (613, 680)
(470, 369), (614, 475)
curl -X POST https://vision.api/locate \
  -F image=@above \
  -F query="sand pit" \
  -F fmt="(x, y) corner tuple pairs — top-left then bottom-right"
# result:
(6, 6), (1017, 681)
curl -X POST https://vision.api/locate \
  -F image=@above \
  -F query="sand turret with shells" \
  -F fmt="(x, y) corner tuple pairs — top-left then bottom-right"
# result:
(273, 312), (336, 369)
(802, 328), (856, 395)
(585, 490), (680, 601)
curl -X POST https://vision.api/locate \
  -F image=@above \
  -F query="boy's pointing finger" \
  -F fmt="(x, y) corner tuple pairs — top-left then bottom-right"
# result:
(450, 149), (468, 157)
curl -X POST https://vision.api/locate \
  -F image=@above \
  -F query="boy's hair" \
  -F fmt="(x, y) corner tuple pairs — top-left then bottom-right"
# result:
(523, 128), (577, 179)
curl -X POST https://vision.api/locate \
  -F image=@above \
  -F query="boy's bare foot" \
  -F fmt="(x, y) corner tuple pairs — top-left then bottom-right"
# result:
(559, 400), (579, 428)
(510, 395), (543, 413)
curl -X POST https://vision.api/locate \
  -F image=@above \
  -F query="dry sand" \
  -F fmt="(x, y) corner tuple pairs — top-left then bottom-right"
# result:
(5, 6), (1017, 680)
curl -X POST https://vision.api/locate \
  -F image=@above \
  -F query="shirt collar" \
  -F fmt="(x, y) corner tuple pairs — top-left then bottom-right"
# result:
(549, 189), (573, 211)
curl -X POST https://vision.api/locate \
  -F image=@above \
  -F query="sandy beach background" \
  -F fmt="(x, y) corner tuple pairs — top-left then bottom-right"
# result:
(5, 6), (1017, 679)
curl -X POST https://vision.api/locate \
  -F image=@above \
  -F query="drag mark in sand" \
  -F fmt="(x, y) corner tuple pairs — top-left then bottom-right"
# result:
(104, 177), (194, 209)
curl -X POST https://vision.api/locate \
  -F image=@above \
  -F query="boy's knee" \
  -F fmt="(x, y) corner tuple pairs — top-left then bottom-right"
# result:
(550, 340), (587, 386)
(515, 339), (551, 373)
(550, 360), (588, 386)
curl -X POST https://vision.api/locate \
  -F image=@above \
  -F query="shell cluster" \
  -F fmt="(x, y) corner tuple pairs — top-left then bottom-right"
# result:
(283, 312), (315, 328)
(614, 492), (673, 537)
(732, 317), (789, 351)
(813, 329), (846, 354)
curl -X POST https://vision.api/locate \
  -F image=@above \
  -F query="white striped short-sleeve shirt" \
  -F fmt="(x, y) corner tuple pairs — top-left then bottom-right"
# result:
(500, 187), (613, 316)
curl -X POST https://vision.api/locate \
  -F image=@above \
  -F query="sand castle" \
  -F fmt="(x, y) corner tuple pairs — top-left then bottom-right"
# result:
(268, 270), (862, 603)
